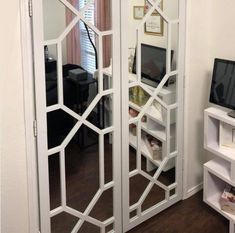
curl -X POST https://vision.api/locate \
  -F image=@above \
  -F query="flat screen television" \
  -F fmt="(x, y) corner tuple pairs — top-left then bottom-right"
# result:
(132, 43), (174, 87)
(210, 58), (235, 116)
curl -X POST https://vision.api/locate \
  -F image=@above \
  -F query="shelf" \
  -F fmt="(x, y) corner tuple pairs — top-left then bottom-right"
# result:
(129, 131), (162, 167)
(128, 116), (176, 143)
(205, 141), (235, 162)
(128, 117), (167, 142)
(147, 105), (164, 124)
(204, 166), (235, 222)
(204, 107), (235, 162)
(204, 158), (235, 187)
(129, 101), (165, 126)
(205, 107), (235, 126)
(141, 121), (166, 142)
(204, 107), (235, 230)
(128, 73), (176, 97)
(205, 192), (235, 222)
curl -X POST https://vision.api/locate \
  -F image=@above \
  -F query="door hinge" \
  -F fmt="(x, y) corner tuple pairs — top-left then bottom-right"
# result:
(28, 0), (33, 17)
(33, 120), (37, 137)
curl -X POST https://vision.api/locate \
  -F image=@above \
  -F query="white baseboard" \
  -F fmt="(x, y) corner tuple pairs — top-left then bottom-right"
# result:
(183, 183), (203, 200)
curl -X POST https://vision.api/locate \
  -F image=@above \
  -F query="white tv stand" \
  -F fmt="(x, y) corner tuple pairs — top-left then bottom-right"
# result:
(204, 107), (235, 233)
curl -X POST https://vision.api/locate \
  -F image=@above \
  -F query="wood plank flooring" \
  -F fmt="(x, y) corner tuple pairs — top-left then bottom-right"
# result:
(49, 135), (229, 233)
(127, 191), (228, 233)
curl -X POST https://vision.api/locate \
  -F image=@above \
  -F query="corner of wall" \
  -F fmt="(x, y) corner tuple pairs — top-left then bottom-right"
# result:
(183, 0), (213, 198)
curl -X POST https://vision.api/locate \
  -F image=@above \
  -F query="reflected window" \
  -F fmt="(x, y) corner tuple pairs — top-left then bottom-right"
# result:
(79, 0), (96, 73)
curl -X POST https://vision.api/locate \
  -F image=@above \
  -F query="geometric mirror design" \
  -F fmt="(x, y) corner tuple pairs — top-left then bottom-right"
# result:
(124, 0), (183, 231)
(34, 0), (121, 232)
(33, 0), (184, 232)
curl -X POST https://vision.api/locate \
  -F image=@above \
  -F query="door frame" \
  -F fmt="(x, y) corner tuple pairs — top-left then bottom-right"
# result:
(20, 0), (187, 232)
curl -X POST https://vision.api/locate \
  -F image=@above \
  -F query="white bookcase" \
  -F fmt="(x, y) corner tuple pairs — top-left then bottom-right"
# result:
(204, 107), (235, 233)
(128, 77), (176, 172)
(100, 67), (177, 172)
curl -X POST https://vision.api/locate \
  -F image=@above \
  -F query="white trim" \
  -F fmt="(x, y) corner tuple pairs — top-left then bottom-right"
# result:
(177, 0), (186, 201)
(121, 0), (131, 231)
(32, 0), (52, 231)
(183, 183), (203, 199)
(20, 0), (39, 233)
(109, 0), (123, 231)
(183, 0), (189, 199)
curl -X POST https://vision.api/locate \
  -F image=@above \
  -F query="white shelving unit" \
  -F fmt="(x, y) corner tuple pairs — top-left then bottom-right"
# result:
(129, 82), (176, 172)
(204, 107), (235, 233)
(100, 67), (177, 172)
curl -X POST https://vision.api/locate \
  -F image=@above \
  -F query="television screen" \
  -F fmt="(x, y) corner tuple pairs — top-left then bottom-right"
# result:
(210, 58), (235, 110)
(132, 43), (174, 86)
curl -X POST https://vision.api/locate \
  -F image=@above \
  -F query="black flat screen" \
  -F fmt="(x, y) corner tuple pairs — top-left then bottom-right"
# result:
(132, 43), (173, 85)
(210, 58), (235, 110)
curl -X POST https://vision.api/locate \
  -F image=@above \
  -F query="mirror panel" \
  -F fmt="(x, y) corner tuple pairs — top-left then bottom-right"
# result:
(42, 0), (119, 232)
(125, 0), (181, 227)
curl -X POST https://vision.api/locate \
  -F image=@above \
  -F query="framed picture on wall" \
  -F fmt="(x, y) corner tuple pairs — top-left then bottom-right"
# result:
(133, 6), (145, 20)
(145, 14), (164, 36)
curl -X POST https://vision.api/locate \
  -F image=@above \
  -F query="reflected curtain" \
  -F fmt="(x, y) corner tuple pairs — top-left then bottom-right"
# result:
(66, 0), (81, 65)
(95, 0), (111, 68)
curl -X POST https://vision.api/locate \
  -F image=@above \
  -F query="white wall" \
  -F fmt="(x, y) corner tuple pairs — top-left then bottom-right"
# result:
(0, 1), (29, 233)
(43, 0), (67, 63)
(184, 0), (212, 197)
(210, 1), (235, 60)
(184, 0), (235, 197)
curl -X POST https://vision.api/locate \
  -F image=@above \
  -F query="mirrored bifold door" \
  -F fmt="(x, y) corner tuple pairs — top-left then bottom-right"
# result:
(122, 0), (184, 231)
(32, 0), (184, 232)
(32, 0), (121, 232)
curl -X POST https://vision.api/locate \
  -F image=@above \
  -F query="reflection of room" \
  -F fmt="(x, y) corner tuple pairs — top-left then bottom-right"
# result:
(42, 0), (180, 231)
(42, 2), (117, 231)
(43, 0), (113, 150)
(42, 1), (179, 231)
(128, 0), (177, 180)
(129, 0), (179, 70)
(42, 0), (180, 232)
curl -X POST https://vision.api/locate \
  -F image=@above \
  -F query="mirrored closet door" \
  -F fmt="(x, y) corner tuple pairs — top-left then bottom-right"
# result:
(32, 0), (121, 232)
(31, 0), (185, 232)
(121, 0), (184, 231)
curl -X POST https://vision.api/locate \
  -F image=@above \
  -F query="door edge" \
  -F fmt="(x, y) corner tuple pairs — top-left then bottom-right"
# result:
(20, 0), (40, 232)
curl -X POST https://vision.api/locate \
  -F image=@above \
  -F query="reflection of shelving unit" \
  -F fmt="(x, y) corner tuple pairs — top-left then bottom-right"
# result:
(129, 130), (175, 171)
(129, 80), (176, 172)
(204, 107), (235, 233)
(129, 131), (162, 166)
(100, 67), (177, 172)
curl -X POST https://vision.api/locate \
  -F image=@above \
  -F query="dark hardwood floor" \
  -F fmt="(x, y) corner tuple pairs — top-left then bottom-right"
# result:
(127, 191), (228, 233)
(49, 133), (229, 233)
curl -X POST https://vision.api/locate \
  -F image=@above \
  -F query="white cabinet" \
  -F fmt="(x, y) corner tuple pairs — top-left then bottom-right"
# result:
(204, 107), (235, 233)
